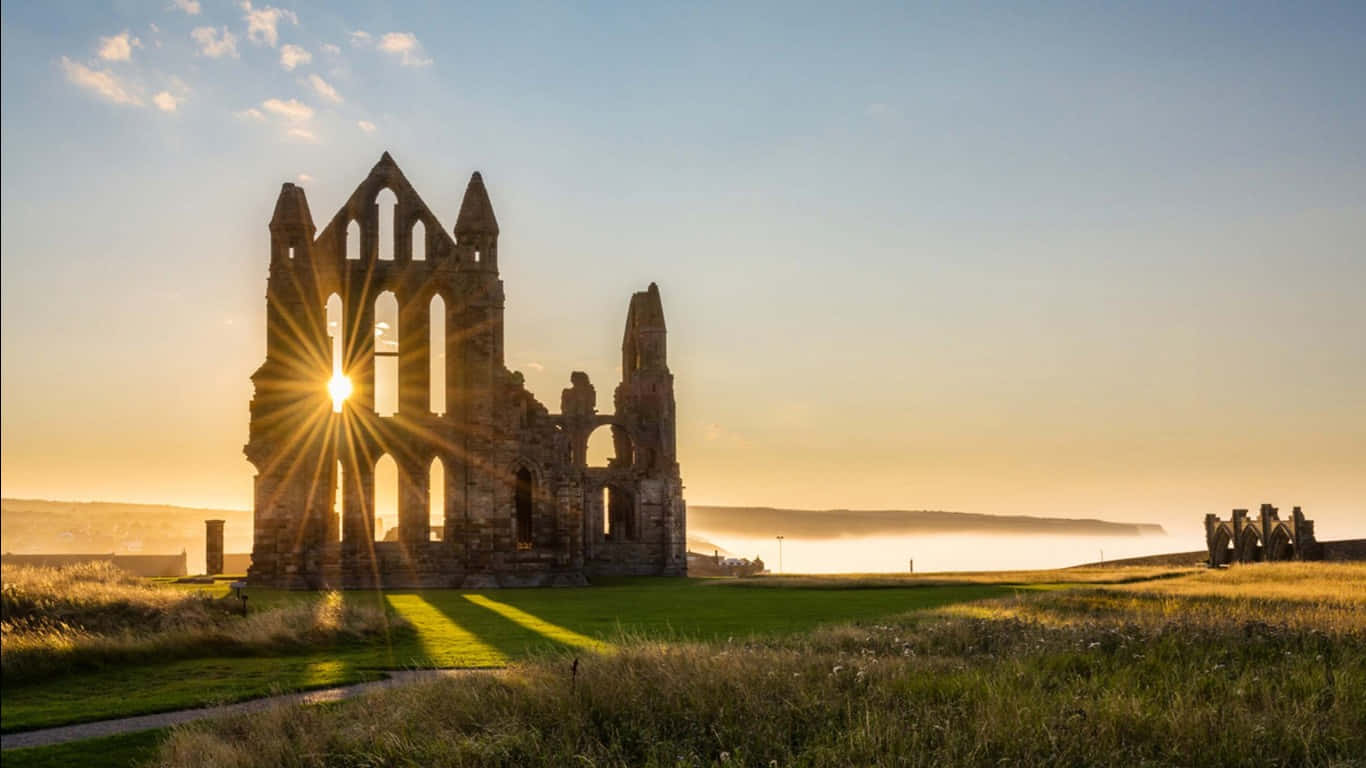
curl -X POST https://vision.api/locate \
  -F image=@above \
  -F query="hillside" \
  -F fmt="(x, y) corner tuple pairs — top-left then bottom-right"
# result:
(0, 499), (1163, 566)
(688, 506), (1165, 538)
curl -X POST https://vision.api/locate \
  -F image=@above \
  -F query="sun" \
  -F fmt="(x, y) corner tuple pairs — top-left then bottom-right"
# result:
(328, 373), (353, 412)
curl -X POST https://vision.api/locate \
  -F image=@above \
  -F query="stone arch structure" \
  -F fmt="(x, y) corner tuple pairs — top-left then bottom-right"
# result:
(1204, 504), (1322, 567)
(245, 153), (686, 588)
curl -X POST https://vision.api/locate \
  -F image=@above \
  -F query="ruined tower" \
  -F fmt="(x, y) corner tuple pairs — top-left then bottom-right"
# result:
(244, 153), (686, 588)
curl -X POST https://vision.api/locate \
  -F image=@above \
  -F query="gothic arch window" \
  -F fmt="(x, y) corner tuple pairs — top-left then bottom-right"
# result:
(412, 218), (426, 261)
(346, 219), (361, 261)
(374, 291), (399, 417)
(374, 454), (398, 543)
(376, 188), (398, 261)
(429, 294), (446, 415)
(429, 456), (444, 541)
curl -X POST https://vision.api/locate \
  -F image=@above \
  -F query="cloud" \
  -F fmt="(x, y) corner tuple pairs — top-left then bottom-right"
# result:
(523, 362), (545, 372)
(240, 1), (298, 47)
(170, 0), (201, 14)
(235, 107), (265, 120)
(98, 31), (142, 62)
(261, 97), (313, 122)
(279, 44), (310, 70)
(866, 102), (892, 117)
(377, 32), (431, 66)
(153, 91), (179, 112)
(60, 57), (141, 105)
(297, 173), (313, 183)
(357, 119), (376, 134)
(191, 26), (238, 58)
(303, 73), (341, 103)
(349, 30), (371, 47)
(286, 126), (317, 142)
(320, 43), (340, 55)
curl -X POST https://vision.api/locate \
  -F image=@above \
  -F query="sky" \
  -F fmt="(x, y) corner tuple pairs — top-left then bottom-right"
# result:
(2, 0), (1364, 543)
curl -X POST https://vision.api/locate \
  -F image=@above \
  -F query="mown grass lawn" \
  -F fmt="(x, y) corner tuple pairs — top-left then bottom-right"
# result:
(1, 577), (1009, 732)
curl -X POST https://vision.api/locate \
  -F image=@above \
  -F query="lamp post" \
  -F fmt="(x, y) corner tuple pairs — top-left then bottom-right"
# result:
(776, 535), (784, 575)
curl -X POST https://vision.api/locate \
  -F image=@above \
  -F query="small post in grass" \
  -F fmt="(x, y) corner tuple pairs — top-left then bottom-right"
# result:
(571, 657), (579, 692)
(776, 535), (784, 575)
(230, 580), (249, 616)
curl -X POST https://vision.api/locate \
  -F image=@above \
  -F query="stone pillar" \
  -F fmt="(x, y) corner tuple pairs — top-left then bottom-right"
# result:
(205, 519), (225, 575)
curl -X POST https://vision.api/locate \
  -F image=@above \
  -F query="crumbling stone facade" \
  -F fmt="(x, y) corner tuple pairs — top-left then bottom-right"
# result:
(245, 153), (686, 588)
(1205, 504), (1322, 566)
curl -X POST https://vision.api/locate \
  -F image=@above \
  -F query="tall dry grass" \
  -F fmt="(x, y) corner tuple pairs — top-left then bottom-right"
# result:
(156, 562), (1366, 767)
(1, 563), (402, 682)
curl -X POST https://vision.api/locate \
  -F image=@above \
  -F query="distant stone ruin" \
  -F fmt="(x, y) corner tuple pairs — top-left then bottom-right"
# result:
(1204, 504), (1322, 566)
(245, 153), (686, 588)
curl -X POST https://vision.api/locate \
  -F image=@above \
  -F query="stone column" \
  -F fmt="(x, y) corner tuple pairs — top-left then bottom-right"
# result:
(205, 519), (225, 575)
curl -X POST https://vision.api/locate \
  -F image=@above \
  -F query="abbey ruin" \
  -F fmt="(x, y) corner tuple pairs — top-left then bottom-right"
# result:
(245, 153), (686, 588)
(1205, 504), (1321, 566)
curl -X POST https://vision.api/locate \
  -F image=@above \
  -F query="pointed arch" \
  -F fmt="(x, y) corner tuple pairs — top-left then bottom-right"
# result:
(374, 454), (397, 543)
(412, 219), (426, 261)
(377, 188), (398, 261)
(429, 294), (446, 415)
(346, 220), (361, 261)
(429, 456), (445, 541)
(374, 291), (399, 417)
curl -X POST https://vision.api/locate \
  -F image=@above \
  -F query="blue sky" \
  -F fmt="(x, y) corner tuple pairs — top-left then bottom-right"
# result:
(2, 1), (1364, 537)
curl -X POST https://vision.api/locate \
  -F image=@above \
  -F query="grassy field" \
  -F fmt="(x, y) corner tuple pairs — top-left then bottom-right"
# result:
(2, 571), (1008, 732)
(150, 562), (1366, 768)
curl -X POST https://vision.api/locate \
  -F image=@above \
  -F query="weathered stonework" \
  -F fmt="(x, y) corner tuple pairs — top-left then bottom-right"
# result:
(1204, 504), (1322, 566)
(245, 153), (686, 588)
(205, 519), (225, 575)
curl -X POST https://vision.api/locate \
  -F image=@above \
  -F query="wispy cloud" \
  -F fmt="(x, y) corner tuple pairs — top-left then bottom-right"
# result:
(523, 362), (545, 372)
(240, 1), (297, 48)
(349, 30), (371, 47)
(357, 120), (376, 134)
(234, 107), (265, 120)
(287, 126), (317, 142)
(279, 44), (310, 71)
(261, 97), (312, 122)
(297, 173), (314, 183)
(169, 0), (201, 14)
(320, 43), (340, 55)
(60, 57), (141, 106)
(377, 32), (432, 67)
(98, 31), (142, 62)
(191, 26), (238, 59)
(303, 74), (341, 103)
(153, 91), (180, 112)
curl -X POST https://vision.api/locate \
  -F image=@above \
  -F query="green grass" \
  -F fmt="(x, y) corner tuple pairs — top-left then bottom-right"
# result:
(2, 728), (166, 768)
(2, 577), (1008, 732)
(155, 563), (1366, 768)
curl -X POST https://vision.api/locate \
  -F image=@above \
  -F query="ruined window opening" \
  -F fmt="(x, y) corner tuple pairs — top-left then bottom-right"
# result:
(374, 454), (397, 543)
(601, 487), (610, 539)
(377, 188), (397, 261)
(473, 249), (481, 264)
(412, 219), (426, 261)
(606, 486), (636, 541)
(586, 424), (615, 467)
(325, 294), (346, 412)
(332, 461), (345, 543)
(429, 457), (444, 541)
(515, 467), (534, 548)
(288, 246), (296, 260)
(346, 220), (361, 261)
(429, 294), (445, 415)
(374, 291), (399, 417)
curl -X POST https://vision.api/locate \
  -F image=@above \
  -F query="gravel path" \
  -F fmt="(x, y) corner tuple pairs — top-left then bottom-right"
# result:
(1, 668), (494, 751)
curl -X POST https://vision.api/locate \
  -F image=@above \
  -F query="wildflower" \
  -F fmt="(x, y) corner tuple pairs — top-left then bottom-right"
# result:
(720, 751), (730, 763)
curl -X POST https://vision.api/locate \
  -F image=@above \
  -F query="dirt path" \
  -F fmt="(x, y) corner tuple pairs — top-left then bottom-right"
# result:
(0, 668), (495, 751)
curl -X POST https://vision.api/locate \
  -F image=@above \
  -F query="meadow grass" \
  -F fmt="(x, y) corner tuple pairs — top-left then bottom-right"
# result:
(1, 575), (1007, 732)
(1, 563), (402, 685)
(151, 562), (1365, 768)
